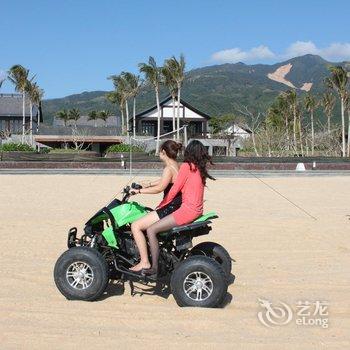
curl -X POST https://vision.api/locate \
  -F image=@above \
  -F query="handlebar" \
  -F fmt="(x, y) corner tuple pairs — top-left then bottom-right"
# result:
(121, 182), (143, 202)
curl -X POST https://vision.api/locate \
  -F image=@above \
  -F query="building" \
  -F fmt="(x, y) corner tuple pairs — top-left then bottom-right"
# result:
(225, 124), (251, 139)
(0, 93), (41, 134)
(35, 125), (123, 153)
(134, 96), (210, 137)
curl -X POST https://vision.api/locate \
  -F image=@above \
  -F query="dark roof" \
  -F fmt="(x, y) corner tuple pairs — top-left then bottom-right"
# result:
(135, 96), (211, 120)
(54, 115), (118, 127)
(0, 93), (38, 117)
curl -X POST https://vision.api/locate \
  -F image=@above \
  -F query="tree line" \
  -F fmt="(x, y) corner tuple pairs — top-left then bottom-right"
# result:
(55, 109), (112, 127)
(210, 66), (349, 157)
(265, 66), (349, 157)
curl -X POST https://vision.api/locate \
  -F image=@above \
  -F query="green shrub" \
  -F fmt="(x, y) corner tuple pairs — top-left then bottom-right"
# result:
(106, 144), (143, 153)
(38, 147), (50, 154)
(0, 142), (35, 152)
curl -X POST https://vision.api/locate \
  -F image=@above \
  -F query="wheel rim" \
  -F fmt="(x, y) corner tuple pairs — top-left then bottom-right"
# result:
(66, 261), (94, 290)
(183, 271), (213, 302)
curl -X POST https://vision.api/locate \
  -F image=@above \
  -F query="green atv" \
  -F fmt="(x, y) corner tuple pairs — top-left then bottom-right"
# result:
(54, 183), (232, 308)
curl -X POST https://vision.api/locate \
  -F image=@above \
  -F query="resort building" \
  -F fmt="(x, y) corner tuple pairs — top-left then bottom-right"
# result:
(134, 96), (210, 138)
(35, 114), (122, 153)
(0, 93), (41, 134)
(133, 96), (251, 156)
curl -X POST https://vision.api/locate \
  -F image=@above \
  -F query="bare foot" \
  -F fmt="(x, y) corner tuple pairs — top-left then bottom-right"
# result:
(130, 262), (151, 272)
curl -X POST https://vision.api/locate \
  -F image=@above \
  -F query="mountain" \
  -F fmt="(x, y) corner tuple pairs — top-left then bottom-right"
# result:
(42, 55), (347, 124)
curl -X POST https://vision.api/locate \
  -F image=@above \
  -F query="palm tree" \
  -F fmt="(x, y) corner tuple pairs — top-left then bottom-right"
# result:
(88, 110), (99, 127)
(31, 84), (44, 133)
(25, 81), (34, 141)
(165, 55), (186, 139)
(68, 108), (80, 126)
(25, 81), (43, 143)
(56, 109), (70, 126)
(98, 110), (111, 126)
(285, 90), (299, 154)
(121, 72), (141, 137)
(322, 91), (336, 134)
(162, 63), (178, 134)
(269, 93), (291, 150)
(304, 93), (318, 155)
(8, 65), (31, 141)
(139, 57), (163, 154)
(325, 66), (348, 157)
(109, 74), (130, 135)
(106, 90), (126, 134)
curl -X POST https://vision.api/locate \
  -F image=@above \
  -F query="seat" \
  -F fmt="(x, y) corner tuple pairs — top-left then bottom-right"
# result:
(169, 220), (212, 234)
(194, 211), (218, 223)
(158, 212), (218, 241)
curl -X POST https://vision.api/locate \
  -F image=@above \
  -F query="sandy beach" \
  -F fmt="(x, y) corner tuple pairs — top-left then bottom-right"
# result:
(0, 174), (349, 349)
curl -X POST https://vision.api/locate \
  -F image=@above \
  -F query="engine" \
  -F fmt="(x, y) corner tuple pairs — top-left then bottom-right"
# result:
(119, 232), (140, 259)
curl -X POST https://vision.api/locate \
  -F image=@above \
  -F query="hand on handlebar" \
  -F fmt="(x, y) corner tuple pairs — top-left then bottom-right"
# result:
(130, 188), (140, 195)
(129, 183), (143, 195)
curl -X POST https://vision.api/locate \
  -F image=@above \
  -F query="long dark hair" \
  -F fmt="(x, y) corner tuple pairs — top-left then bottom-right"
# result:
(160, 140), (182, 159)
(184, 140), (215, 184)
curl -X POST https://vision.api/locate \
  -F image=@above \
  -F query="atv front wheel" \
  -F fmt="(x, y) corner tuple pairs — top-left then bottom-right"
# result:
(190, 242), (232, 277)
(54, 247), (109, 301)
(171, 256), (227, 308)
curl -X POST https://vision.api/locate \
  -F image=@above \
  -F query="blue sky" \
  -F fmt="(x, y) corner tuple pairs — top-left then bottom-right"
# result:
(1, 0), (349, 98)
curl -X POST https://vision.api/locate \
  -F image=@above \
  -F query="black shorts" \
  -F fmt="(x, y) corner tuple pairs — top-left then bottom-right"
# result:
(155, 195), (182, 220)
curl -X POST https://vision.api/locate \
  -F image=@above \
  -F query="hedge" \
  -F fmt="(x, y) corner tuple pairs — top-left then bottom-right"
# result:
(0, 143), (36, 152)
(106, 144), (143, 153)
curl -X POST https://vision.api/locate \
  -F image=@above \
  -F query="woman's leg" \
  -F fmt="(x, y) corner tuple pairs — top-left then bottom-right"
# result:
(130, 211), (159, 271)
(145, 214), (177, 274)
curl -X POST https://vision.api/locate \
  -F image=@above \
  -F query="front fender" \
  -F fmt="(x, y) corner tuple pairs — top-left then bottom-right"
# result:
(102, 226), (118, 248)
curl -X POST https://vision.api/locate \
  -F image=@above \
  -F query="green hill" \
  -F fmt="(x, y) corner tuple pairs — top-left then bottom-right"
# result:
(42, 54), (347, 124)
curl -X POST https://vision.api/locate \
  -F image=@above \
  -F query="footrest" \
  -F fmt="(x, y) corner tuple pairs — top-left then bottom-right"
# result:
(115, 265), (157, 282)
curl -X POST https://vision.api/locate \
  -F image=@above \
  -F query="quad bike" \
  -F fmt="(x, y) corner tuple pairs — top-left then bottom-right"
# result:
(54, 183), (232, 308)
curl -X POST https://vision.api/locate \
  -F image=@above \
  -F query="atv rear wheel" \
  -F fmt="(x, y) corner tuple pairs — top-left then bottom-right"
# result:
(190, 242), (232, 278)
(54, 247), (109, 301)
(171, 256), (227, 308)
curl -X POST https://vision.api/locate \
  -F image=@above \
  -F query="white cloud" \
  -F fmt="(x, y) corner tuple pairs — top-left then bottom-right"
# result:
(211, 41), (350, 63)
(321, 43), (350, 61)
(211, 45), (275, 63)
(284, 41), (319, 57)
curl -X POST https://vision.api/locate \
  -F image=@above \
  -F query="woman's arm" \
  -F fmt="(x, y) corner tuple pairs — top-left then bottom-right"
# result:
(138, 167), (173, 194)
(141, 178), (161, 188)
(157, 163), (189, 208)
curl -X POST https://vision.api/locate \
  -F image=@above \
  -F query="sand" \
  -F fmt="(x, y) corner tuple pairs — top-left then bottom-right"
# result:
(0, 174), (349, 349)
